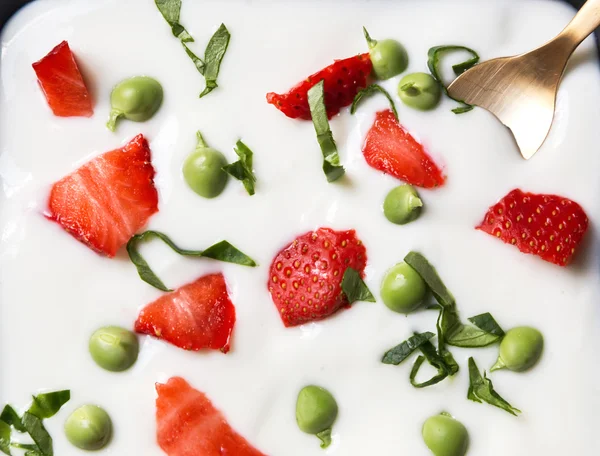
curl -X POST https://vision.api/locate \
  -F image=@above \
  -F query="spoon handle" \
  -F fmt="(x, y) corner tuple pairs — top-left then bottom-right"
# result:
(560, 0), (600, 46)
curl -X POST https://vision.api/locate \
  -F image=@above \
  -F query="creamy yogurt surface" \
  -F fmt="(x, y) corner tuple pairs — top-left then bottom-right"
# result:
(2, 0), (600, 454)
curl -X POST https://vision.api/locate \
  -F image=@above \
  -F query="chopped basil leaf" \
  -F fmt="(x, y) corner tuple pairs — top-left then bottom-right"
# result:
(1, 406), (24, 433)
(127, 231), (257, 291)
(0, 420), (10, 455)
(436, 303), (461, 351)
(11, 443), (38, 451)
(409, 340), (458, 388)
(222, 140), (256, 195)
(427, 45), (480, 114)
(182, 43), (205, 74)
(22, 413), (52, 456)
(155, 0), (193, 42)
(199, 24), (231, 98)
(341, 268), (375, 304)
(351, 84), (398, 120)
(316, 429), (332, 449)
(447, 313), (505, 348)
(469, 313), (505, 337)
(24, 452), (43, 456)
(467, 357), (521, 416)
(28, 391), (70, 420)
(382, 332), (435, 365)
(404, 252), (455, 308)
(307, 80), (345, 183)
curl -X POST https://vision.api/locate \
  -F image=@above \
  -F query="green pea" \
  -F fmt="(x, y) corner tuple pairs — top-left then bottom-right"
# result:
(422, 413), (469, 456)
(383, 185), (423, 225)
(398, 72), (442, 111)
(106, 76), (163, 131)
(491, 326), (544, 372)
(381, 262), (427, 314)
(65, 405), (112, 451)
(88, 326), (139, 372)
(364, 27), (408, 80)
(183, 131), (229, 199)
(296, 385), (338, 448)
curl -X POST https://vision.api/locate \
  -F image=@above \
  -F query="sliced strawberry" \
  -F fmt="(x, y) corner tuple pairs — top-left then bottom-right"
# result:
(362, 109), (445, 188)
(266, 53), (372, 120)
(156, 377), (266, 456)
(47, 134), (158, 257)
(135, 273), (235, 353)
(268, 228), (367, 327)
(477, 189), (589, 266)
(32, 41), (93, 117)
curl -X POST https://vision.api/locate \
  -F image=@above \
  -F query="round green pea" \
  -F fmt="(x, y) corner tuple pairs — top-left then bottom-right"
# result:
(183, 132), (228, 199)
(383, 185), (423, 225)
(107, 76), (163, 131)
(380, 262), (427, 314)
(296, 385), (338, 436)
(398, 72), (442, 111)
(491, 326), (544, 372)
(64, 405), (112, 451)
(422, 413), (469, 456)
(365, 29), (408, 80)
(88, 326), (139, 372)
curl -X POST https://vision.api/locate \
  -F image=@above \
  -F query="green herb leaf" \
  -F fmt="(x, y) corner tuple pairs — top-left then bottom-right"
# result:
(127, 231), (257, 291)
(447, 313), (505, 348)
(467, 357), (521, 416)
(341, 268), (375, 304)
(316, 428), (332, 449)
(469, 313), (505, 337)
(0, 420), (10, 455)
(222, 140), (256, 195)
(24, 452), (43, 456)
(199, 24), (231, 98)
(155, 0), (194, 42)
(11, 443), (38, 451)
(427, 45), (480, 114)
(22, 413), (52, 456)
(404, 252), (455, 308)
(409, 339), (458, 388)
(1, 406), (24, 433)
(307, 80), (345, 183)
(351, 84), (398, 120)
(182, 43), (205, 75)
(382, 332), (435, 365)
(28, 391), (70, 420)
(436, 303), (461, 351)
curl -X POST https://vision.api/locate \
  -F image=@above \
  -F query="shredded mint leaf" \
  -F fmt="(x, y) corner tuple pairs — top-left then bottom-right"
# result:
(127, 231), (257, 291)
(469, 313), (505, 337)
(28, 391), (70, 420)
(22, 413), (51, 456)
(351, 84), (398, 120)
(24, 452), (43, 456)
(436, 303), (461, 352)
(341, 268), (375, 304)
(0, 420), (10, 455)
(447, 313), (505, 348)
(467, 357), (520, 416)
(155, 0), (193, 42)
(316, 428), (332, 448)
(11, 444), (38, 451)
(409, 339), (458, 388)
(1, 406), (24, 433)
(382, 332), (435, 365)
(182, 43), (205, 74)
(427, 45), (480, 114)
(404, 252), (455, 308)
(307, 80), (345, 182)
(222, 140), (256, 195)
(199, 24), (231, 98)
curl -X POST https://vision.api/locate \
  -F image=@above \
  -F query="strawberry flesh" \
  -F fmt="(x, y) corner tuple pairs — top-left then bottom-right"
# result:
(267, 53), (372, 120)
(32, 41), (93, 117)
(47, 134), (158, 257)
(477, 189), (589, 266)
(135, 273), (236, 353)
(362, 109), (445, 188)
(268, 228), (367, 327)
(156, 377), (266, 456)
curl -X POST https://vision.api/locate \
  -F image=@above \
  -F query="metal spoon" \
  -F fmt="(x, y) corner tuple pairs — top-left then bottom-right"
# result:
(447, 0), (600, 159)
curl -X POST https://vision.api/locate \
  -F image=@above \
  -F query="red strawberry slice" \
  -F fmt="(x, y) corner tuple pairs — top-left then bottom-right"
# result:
(47, 134), (158, 257)
(268, 228), (367, 327)
(477, 189), (589, 266)
(32, 41), (93, 117)
(266, 53), (372, 120)
(135, 273), (235, 353)
(156, 377), (266, 456)
(362, 109), (445, 188)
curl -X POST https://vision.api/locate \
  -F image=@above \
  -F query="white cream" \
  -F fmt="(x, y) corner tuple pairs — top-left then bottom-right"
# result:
(1, 0), (600, 454)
